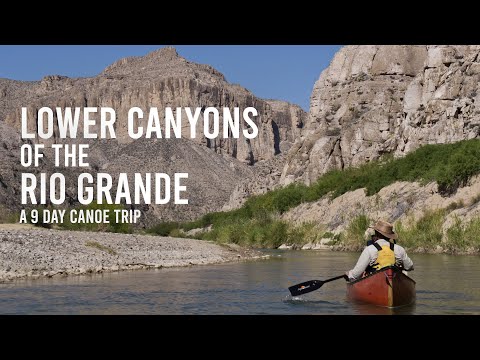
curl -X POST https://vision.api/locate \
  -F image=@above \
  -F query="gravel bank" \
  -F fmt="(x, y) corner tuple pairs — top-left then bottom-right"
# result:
(0, 225), (263, 282)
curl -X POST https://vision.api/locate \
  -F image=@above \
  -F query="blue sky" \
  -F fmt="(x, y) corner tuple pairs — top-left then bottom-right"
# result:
(0, 45), (341, 110)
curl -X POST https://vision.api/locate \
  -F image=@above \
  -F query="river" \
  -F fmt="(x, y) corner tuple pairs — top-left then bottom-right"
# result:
(1, 250), (479, 314)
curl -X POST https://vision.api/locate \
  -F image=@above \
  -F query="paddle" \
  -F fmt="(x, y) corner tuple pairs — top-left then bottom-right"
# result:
(288, 274), (349, 297)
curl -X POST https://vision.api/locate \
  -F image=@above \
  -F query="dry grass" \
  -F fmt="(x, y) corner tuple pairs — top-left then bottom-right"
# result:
(85, 241), (118, 255)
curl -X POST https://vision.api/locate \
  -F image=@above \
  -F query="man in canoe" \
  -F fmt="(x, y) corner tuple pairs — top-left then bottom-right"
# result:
(346, 220), (414, 281)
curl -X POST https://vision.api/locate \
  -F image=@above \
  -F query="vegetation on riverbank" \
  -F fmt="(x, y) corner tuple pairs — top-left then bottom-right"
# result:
(148, 139), (480, 251)
(326, 210), (480, 254)
(148, 213), (330, 248)
(59, 203), (132, 233)
(397, 210), (480, 253)
(0, 205), (18, 224)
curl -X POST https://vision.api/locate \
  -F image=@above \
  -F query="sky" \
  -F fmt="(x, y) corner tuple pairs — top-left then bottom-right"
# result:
(0, 45), (341, 111)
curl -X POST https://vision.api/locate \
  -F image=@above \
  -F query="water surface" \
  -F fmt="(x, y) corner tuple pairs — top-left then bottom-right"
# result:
(1, 250), (479, 314)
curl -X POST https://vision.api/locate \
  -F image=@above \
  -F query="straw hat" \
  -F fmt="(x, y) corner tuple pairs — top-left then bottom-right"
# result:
(370, 220), (398, 240)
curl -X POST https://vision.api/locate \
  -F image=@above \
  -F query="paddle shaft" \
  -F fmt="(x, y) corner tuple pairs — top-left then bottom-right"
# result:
(323, 274), (349, 283)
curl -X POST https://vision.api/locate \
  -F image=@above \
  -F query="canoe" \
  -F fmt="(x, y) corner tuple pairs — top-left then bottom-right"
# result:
(346, 266), (416, 308)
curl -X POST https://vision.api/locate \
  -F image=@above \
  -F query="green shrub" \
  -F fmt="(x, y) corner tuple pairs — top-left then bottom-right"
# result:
(168, 228), (184, 238)
(339, 214), (371, 251)
(148, 139), (480, 248)
(147, 221), (180, 236)
(59, 203), (132, 234)
(446, 216), (480, 252)
(396, 210), (446, 250)
(286, 222), (325, 246)
(0, 205), (19, 224)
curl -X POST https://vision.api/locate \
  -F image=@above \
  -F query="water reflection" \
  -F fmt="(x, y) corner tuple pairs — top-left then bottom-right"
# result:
(0, 251), (479, 314)
(349, 301), (416, 315)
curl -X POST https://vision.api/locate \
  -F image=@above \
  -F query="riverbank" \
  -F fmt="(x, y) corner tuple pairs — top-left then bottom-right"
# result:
(0, 225), (263, 282)
(144, 140), (480, 254)
(278, 242), (480, 255)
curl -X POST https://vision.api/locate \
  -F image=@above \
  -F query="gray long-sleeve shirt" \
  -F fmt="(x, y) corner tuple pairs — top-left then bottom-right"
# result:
(347, 239), (414, 280)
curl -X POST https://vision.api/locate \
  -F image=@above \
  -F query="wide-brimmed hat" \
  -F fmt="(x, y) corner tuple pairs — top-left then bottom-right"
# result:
(370, 220), (398, 240)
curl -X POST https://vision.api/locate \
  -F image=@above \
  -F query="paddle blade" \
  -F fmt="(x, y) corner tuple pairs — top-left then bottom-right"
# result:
(288, 280), (324, 297)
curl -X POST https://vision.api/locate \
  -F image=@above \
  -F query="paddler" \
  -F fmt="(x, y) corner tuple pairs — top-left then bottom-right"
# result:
(346, 220), (414, 281)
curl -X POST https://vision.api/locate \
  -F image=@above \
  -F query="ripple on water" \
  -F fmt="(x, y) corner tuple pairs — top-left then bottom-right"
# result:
(1, 251), (480, 314)
(283, 295), (308, 302)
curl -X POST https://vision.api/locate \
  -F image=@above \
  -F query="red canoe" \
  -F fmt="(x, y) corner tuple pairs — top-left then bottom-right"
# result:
(347, 266), (416, 308)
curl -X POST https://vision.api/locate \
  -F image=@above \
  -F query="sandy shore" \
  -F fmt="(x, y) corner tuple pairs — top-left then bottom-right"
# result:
(0, 224), (263, 282)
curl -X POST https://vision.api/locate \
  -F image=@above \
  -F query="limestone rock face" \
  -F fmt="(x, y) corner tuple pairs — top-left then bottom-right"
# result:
(222, 153), (287, 211)
(0, 47), (305, 224)
(281, 45), (480, 185)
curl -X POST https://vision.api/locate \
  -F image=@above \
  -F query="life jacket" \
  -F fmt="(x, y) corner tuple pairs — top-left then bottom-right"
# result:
(371, 241), (396, 270)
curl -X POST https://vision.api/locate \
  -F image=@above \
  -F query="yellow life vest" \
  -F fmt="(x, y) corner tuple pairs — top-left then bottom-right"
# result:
(372, 242), (396, 270)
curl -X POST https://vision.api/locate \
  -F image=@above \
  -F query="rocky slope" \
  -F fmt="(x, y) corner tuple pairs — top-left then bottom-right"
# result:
(281, 45), (480, 185)
(223, 45), (480, 251)
(88, 137), (253, 223)
(1, 47), (305, 164)
(282, 175), (480, 238)
(0, 47), (306, 224)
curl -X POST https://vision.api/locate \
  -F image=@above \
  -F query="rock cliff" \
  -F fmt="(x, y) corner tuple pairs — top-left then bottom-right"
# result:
(223, 45), (480, 246)
(281, 45), (480, 185)
(1, 47), (305, 164)
(0, 47), (306, 224)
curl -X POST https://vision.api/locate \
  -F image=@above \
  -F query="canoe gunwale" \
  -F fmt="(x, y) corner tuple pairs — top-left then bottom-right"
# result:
(347, 265), (416, 285)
